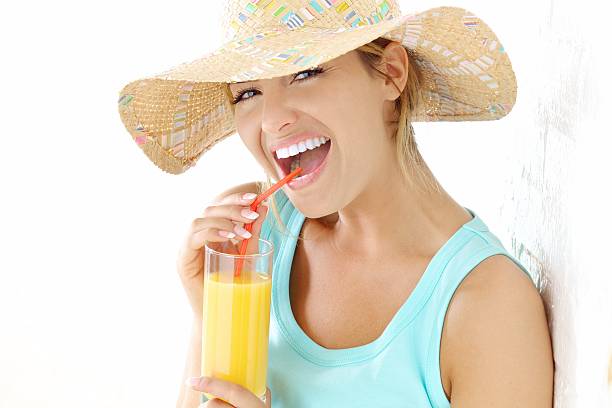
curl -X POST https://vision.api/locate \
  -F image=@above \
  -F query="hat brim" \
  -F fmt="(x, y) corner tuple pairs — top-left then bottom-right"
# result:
(118, 6), (517, 174)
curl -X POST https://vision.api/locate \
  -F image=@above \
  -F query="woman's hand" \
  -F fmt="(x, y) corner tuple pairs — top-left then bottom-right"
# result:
(186, 376), (272, 408)
(176, 191), (268, 318)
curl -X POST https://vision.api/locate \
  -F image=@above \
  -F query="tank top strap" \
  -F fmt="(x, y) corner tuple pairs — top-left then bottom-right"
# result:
(257, 189), (536, 407)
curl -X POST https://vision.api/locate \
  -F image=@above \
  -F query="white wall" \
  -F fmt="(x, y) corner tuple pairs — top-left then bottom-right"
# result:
(0, 0), (609, 407)
(418, 2), (612, 406)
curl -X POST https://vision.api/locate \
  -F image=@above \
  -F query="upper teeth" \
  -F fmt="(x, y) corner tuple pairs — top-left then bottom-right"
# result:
(275, 137), (330, 159)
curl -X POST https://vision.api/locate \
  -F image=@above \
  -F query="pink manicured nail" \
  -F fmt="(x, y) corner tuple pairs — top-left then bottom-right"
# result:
(186, 376), (210, 388)
(241, 208), (260, 219)
(186, 377), (201, 387)
(218, 230), (236, 238)
(235, 225), (252, 239)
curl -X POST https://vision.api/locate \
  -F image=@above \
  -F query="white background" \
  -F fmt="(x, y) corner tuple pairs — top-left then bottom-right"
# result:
(1, 0), (610, 406)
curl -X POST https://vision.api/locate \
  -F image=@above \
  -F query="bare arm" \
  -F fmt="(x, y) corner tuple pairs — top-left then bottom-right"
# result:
(443, 255), (554, 407)
(176, 317), (203, 408)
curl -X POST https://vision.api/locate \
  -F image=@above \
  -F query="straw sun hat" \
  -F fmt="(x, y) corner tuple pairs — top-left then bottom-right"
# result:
(117, 0), (516, 175)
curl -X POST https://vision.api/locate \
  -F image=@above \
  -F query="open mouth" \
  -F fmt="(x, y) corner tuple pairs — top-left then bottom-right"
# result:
(274, 139), (331, 178)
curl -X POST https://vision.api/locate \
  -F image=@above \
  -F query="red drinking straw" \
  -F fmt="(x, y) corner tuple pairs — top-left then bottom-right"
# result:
(233, 167), (303, 277)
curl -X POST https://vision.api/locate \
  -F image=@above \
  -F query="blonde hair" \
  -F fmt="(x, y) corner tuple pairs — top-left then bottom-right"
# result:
(226, 38), (442, 242)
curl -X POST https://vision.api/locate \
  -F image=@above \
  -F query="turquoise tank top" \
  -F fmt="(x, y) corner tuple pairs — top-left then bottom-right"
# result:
(201, 189), (535, 407)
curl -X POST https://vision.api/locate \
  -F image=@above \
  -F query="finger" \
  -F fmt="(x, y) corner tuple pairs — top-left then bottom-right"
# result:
(203, 204), (264, 225)
(201, 398), (235, 408)
(189, 376), (264, 408)
(193, 218), (237, 236)
(197, 221), (252, 243)
(187, 218), (240, 248)
(214, 191), (259, 207)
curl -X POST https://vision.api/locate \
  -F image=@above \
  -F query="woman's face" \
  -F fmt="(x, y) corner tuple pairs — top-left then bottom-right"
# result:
(228, 48), (401, 218)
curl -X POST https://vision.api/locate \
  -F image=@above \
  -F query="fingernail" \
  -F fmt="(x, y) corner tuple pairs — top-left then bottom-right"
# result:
(185, 377), (208, 387)
(235, 225), (252, 239)
(241, 208), (260, 219)
(218, 230), (236, 239)
(242, 193), (257, 201)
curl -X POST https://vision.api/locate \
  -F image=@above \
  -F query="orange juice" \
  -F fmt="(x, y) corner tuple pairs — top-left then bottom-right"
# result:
(201, 270), (272, 402)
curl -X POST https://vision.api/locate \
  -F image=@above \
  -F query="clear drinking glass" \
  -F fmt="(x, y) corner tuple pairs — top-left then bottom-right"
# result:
(201, 238), (274, 404)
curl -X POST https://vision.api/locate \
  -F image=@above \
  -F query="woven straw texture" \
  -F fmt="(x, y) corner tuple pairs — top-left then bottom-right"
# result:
(118, 1), (517, 175)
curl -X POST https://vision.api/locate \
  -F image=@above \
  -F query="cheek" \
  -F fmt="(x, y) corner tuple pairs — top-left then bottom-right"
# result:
(325, 91), (374, 139)
(238, 133), (265, 161)
(237, 131), (278, 177)
(333, 97), (383, 164)
(235, 109), (285, 179)
(320, 84), (372, 125)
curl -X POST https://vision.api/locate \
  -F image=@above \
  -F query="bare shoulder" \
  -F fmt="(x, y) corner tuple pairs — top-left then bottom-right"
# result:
(441, 254), (554, 407)
(211, 181), (262, 204)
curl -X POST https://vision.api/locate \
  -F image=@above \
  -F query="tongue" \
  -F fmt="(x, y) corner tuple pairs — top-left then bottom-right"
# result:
(296, 141), (330, 174)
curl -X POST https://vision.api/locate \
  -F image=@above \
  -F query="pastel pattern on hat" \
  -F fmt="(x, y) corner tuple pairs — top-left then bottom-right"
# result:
(117, 1), (517, 175)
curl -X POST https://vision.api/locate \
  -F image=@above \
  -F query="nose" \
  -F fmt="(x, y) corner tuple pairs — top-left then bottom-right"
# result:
(260, 85), (298, 138)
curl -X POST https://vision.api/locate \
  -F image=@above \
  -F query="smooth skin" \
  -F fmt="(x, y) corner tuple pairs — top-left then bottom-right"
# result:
(178, 41), (554, 407)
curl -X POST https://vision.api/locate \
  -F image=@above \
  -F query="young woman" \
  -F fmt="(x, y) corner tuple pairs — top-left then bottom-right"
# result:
(117, 3), (554, 407)
(175, 40), (553, 407)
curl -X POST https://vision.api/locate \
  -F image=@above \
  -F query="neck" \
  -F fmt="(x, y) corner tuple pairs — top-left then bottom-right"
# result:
(315, 160), (471, 261)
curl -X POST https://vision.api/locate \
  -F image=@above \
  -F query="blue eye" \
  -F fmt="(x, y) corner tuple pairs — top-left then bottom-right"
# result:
(293, 67), (323, 81)
(230, 66), (324, 105)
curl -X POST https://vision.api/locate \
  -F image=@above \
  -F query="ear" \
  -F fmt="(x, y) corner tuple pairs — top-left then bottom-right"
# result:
(380, 41), (410, 102)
